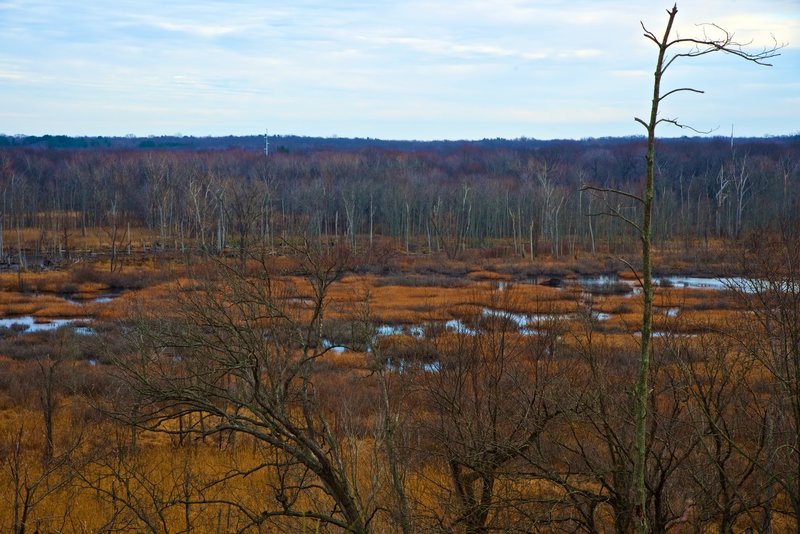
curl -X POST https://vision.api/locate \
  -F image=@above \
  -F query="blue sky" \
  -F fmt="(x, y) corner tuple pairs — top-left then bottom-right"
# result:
(1, 0), (797, 140)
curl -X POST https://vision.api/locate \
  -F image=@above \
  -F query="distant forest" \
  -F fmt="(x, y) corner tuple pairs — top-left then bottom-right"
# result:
(0, 133), (798, 264)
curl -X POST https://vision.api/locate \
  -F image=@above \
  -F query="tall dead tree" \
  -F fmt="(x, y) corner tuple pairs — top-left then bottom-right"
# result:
(584, 5), (781, 532)
(630, 6), (781, 533)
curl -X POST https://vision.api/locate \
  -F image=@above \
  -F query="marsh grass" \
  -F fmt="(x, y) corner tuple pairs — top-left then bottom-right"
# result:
(0, 249), (789, 533)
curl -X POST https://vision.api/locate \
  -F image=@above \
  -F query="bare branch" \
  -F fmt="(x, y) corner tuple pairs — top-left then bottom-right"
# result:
(655, 117), (715, 135)
(659, 87), (704, 101)
(588, 206), (643, 236)
(607, 206), (643, 236)
(581, 184), (644, 204)
(640, 22), (660, 45)
(666, 26), (784, 67)
(618, 257), (644, 290)
(662, 54), (682, 72)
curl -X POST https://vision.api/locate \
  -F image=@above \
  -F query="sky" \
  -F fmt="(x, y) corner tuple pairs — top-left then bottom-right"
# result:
(1, 0), (798, 140)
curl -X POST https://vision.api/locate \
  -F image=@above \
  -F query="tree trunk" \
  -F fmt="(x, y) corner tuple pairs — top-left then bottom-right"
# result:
(634, 8), (678, 532)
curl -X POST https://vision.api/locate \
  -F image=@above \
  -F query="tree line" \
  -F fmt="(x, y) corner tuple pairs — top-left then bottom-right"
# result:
(0, 135), (797, 266)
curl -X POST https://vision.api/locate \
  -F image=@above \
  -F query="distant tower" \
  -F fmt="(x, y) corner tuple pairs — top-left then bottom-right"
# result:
(265, 129), (269, 156)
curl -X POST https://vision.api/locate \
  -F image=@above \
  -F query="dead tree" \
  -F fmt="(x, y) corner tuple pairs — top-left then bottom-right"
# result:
(583, 5), (782, 532)
(111, 240), (372, 533)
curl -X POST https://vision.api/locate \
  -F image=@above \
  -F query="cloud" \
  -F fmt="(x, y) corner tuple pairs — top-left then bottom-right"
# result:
(0, 0), (796, 138)
(560, 49), (603, 59)
(136, 18), (243, 39)
(353, 34), (552, 61)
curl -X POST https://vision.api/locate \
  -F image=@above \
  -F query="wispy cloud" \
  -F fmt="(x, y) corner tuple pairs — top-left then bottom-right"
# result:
(0, 0), (796, 138)
(353, 34), (553, 61)
(135, 18), (245, 39)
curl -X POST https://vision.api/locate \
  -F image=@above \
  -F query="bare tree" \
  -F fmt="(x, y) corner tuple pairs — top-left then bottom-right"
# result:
(429, 183), (472, 260)
(78, 431), (216, 534)
(531, 159), (565, 258)
(348, 295), (415, 534)
(727, 226), (800, 532)
(675, 333), (771, 532)
(3, 425), (83, 534)
(580, 6), (782, 532)
(110, 240), (377, 533)
(413, 295), (561, 533)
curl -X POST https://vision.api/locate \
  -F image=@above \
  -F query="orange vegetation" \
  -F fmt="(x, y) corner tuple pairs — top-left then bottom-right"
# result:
(0, 251), (793, 533)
